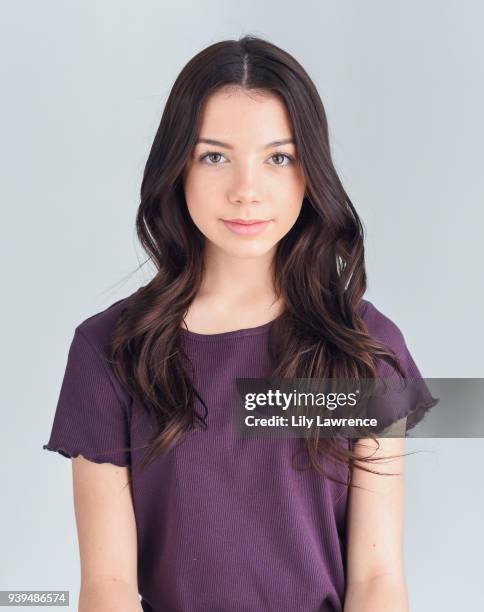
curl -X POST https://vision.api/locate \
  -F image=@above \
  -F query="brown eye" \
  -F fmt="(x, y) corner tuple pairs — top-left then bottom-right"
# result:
(200, 152), (226, 165)
(269, 153), (293, 166)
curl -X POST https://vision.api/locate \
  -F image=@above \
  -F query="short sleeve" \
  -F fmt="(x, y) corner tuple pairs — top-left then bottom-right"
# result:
(356, 302), (440, 439)
(42, 327), (131, 466)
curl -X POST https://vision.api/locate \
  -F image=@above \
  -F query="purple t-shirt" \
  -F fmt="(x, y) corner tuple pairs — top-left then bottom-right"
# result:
(43, 296), (438, 612)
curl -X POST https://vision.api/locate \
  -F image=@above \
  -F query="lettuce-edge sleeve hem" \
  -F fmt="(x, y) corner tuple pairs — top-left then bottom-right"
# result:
(42, 326), (132, 468)
(402, 393), (440, 433)
(363, 371), (440, 436)
(42, 443), (130, 468)
(348, 302), (441, 445)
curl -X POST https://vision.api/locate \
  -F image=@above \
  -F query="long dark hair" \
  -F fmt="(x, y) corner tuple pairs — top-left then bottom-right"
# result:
(111, 35), (409, 491)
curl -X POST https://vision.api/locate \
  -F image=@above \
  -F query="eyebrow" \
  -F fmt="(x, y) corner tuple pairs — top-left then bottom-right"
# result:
(194, 137), (296, 151)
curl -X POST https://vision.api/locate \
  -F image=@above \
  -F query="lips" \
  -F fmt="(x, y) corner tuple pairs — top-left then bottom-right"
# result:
(224, 219), (269, 224)
(221, 219), (272, 236)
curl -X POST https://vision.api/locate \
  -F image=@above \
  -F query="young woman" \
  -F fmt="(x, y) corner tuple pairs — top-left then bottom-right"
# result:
(43, 36), (438, 612)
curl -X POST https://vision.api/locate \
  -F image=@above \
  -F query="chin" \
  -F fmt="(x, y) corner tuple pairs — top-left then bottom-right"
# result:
(227, 242), (274, 259)
(212, 238), (274, 258)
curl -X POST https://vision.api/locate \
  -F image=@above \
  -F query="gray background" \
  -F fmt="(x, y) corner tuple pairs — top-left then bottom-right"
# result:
(2, 0), (483, 610)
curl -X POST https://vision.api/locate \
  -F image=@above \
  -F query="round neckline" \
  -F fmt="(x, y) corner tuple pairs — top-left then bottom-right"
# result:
(179, 313), (283, 341)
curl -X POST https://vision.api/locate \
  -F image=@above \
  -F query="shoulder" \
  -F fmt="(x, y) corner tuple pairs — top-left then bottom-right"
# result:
(358, 298), (406, 350)
(358, 298), (411, 377)
(75, 293), (135, 360)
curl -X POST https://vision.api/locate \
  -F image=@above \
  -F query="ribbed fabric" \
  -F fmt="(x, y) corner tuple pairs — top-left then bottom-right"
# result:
(42, 296), (438, 612)
(42, 327), (131, 466)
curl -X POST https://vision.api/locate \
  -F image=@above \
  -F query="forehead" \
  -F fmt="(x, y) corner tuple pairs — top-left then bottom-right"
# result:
(197, 87), (295, 145)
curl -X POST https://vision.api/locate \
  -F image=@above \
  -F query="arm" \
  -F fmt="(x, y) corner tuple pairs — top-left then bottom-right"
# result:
(343, 417), (409, 612)
(79, 578), (143, 612)
(72, 455), (143, 612)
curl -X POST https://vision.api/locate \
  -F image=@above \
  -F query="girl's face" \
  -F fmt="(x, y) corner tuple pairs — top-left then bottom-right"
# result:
(182, 86), (307, 258)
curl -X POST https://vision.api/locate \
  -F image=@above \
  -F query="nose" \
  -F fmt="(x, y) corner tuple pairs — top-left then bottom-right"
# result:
(228, 162), (263, 206)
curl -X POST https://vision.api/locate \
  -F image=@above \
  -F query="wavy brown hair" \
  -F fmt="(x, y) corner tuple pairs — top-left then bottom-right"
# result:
(110, 35), (410, 491)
